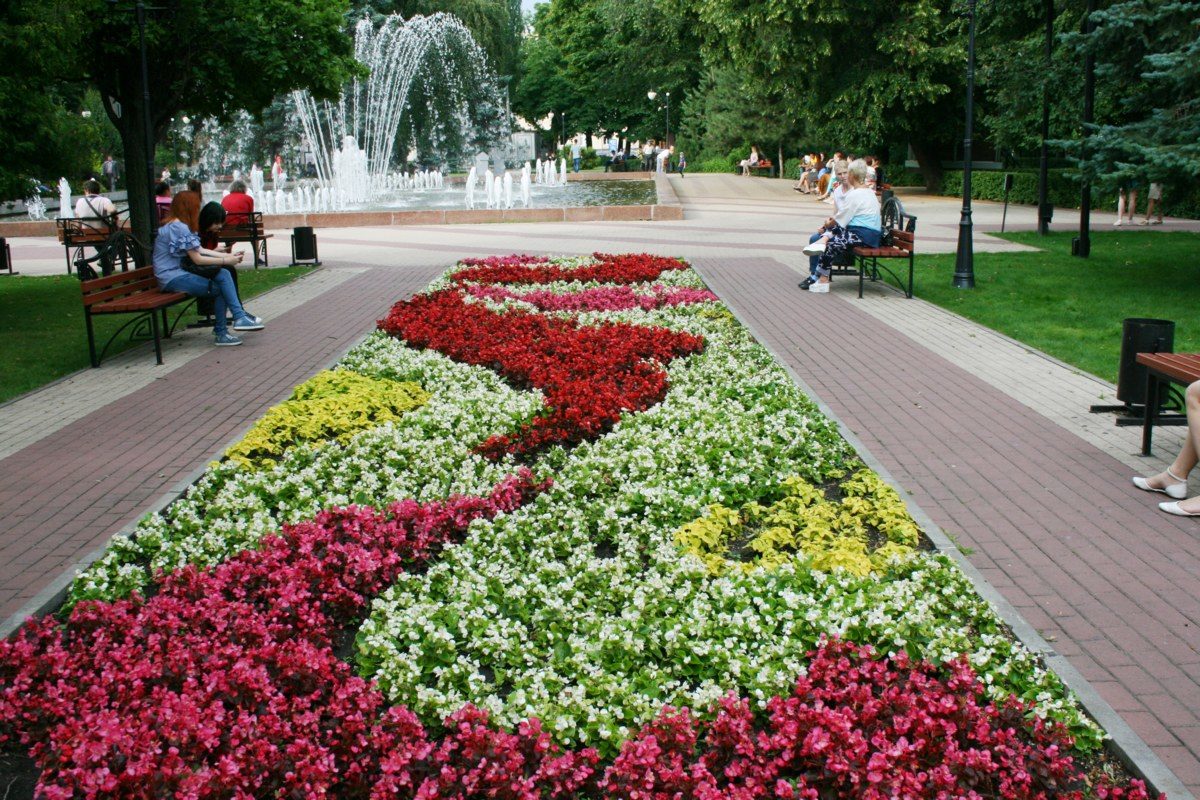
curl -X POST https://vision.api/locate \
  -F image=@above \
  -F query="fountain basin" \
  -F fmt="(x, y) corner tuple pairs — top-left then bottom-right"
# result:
(0, 173), (682, 237)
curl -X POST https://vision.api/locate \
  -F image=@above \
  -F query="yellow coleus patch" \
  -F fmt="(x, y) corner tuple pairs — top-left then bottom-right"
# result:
(224, 369), (430, 469)
(674, 470), (920, 577)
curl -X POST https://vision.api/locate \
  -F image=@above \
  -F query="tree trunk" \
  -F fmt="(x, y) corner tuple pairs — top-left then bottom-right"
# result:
(908, 141), (945, 191)
(104, 92), (156, 251)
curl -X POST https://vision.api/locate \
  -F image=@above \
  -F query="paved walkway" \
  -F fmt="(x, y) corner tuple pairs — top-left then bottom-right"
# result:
(1, 175), (1197, 795)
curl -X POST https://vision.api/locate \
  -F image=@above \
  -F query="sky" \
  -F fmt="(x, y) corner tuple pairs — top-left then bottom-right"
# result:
(521, 0), (545, 15)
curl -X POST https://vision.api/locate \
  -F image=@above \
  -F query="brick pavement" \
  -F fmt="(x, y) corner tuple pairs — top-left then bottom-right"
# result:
(0, 263), (443, 627)
(692, 256), (1200, 796)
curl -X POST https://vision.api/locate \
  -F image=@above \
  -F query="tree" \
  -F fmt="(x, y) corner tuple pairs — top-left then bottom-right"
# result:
(687, 0), (967, 186)
(1063, 0), (1200, 186)
(676, 66), (802, 164)
(514, 0), (703, 144)
(81, 0), (360, 243)
(0, 0), (91, 199)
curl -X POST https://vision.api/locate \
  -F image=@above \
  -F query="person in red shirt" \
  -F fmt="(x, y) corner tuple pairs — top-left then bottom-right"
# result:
(221, 179), (254, 226)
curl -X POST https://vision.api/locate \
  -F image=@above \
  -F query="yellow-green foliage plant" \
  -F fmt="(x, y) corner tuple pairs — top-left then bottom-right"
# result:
(674, 469), (921, 576)
(224, 369), (430, 468)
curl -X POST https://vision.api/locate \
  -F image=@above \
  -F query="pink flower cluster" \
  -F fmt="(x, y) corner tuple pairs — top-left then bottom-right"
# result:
(466, 284), (719, 312)
(0, 472), (548, 799)
(451, 252), (687, 287)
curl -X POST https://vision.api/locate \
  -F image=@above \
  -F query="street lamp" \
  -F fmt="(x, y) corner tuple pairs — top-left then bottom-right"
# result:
(665, 92), (671, 146)
(952, 0), (982, 289)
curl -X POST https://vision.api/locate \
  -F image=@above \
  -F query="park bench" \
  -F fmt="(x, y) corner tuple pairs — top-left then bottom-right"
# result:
(81, 266), (192, 367)
(1135, 352), (1200, 455)
(745, 159), (775, 178)
(216, 211), (273, 268)
(58, 213), (130, 275)
(825, 195), (917, 298)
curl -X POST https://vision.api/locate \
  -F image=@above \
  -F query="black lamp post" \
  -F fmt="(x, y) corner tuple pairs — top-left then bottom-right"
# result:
(952, 0), (981, 289)
(1074, 0), (1096, 258)
(665, 92), (671, 146)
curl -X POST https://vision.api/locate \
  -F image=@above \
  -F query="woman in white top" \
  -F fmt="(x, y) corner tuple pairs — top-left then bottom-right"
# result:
(802, 159), (881, 294)
(74, 179), (118, 222)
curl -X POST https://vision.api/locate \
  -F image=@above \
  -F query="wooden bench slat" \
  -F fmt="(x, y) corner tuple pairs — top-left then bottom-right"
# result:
(1136, 352), (1200, 384)
(93, 291), (188, 313)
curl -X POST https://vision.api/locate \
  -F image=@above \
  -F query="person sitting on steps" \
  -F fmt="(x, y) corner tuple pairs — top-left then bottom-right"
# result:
(1133, 379), (1200, 517)
(152, 190), (263, 347)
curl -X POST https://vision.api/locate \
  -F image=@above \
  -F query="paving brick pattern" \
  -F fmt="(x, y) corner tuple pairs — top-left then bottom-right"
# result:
(692, 257), (1200, 796)
(0, 264), (442, 625)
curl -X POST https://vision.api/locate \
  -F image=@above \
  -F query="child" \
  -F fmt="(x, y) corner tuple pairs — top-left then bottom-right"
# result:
(676, 151), (686, 178)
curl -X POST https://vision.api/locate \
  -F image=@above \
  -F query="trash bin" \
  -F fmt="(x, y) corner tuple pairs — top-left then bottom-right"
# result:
(290, 226), (320, 266)
(1116, 318), (1174, 406)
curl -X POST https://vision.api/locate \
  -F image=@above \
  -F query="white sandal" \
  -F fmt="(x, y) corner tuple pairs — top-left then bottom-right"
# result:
(1160, 500), (1200, 517)
(1133, 467), (1189, 499)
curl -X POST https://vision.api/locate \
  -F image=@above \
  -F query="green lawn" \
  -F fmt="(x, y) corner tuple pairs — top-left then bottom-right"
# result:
(0, 266), (315, 404)
(914, 231), (1200, 382)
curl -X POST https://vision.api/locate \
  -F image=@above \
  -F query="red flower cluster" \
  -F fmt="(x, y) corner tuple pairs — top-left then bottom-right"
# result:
(451, 252), (687, 287)
(595, 639), (1151, 800)
(0, 472), (548, 799)
(379, 289), (704, 459)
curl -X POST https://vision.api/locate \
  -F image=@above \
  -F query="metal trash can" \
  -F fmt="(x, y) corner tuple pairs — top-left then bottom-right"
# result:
(1116, 318), (1174, 406)
(290, 226), (321, 266)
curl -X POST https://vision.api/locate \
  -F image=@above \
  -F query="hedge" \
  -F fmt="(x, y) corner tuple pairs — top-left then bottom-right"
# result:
(937, 170), (1200, 220)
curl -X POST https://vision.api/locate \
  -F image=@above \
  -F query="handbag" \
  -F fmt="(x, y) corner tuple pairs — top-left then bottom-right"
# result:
(182, 262), (222, 280)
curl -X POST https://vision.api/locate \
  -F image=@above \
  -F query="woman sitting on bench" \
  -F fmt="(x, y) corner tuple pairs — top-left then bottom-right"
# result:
(152, 191), (264, 347)
(801, 159), (881, 294)
(1133, 379), (1200, 517)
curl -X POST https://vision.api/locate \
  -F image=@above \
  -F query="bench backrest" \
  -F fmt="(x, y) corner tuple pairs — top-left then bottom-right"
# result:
(81, 266), (160, 307)
(221, 210), (263, 235)
(59, 217), (115, 244)
(890, 229), (915, 253)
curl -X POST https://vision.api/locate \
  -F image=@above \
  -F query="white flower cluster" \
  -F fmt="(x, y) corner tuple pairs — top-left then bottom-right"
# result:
(66, 333), (544, 605)
(355, 299), (1101, 754)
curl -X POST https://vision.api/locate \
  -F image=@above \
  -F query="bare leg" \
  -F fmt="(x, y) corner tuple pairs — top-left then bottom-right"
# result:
(1126, 190), (1139, 222)
(1116, 191), (1126, 224)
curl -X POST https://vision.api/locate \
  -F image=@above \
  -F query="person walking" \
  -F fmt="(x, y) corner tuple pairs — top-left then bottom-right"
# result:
(101, 155), (119, 191)
(676, 151), (686, 178)
(571, 138), (583, 173)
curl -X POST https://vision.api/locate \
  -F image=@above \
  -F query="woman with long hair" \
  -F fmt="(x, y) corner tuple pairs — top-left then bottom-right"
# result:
(151, 191), (264, 346)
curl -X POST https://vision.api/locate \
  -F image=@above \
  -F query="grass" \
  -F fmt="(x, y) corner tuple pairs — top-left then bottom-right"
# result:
(913, 230), (1200, 383)
(0, 266), (316, 404)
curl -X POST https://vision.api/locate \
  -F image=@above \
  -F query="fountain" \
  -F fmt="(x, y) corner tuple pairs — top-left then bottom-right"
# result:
(292, 13), (503, 208)
(57, 178), (72, 219)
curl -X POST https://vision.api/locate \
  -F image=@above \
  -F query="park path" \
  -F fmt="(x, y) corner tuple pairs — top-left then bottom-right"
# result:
(691, 256), (1200, 797)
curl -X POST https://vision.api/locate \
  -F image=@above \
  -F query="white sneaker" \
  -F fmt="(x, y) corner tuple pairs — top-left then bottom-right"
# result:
(1113, 219), (1123, 226)
(809, 281), (830, 293)
(802, 240), (826, 257)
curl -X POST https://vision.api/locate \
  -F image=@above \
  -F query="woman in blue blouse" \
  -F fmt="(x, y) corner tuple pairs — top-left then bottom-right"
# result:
(152, 191), (264, 346)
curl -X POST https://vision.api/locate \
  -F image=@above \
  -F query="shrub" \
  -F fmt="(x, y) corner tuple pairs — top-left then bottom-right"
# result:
(935, 169), (1200, 219)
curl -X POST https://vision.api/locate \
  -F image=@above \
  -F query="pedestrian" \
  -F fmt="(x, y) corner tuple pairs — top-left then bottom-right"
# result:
(1114, 179), (1139, 226)
(677, 151), (686, 178)
(101, 155), (119, 191)
(642, 140), (655, 172)
(571, 138), (583, 173)
(1140, 182), (1164, 225)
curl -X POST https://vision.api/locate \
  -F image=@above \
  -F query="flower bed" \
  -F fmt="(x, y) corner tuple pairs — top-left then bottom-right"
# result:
(1, 254), (1151, 797)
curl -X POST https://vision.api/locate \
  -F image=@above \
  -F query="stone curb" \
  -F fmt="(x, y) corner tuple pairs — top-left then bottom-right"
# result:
(691, 259), (1192, 800)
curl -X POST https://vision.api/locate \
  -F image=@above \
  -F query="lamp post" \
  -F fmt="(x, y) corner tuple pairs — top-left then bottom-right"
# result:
(1073, 0), (1096, 258)
(665, 92), (671, 146)
(952, 0), (981, 289)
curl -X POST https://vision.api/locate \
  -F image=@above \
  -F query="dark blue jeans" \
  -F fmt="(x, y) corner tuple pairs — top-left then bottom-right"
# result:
(164, 271), (245, 335)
